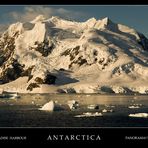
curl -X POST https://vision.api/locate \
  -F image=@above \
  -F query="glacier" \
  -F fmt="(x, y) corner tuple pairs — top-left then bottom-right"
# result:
(0, 15), (148, 94)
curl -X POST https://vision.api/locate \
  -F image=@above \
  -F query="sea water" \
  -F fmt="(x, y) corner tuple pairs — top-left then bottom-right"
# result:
(0, 94), (148, 127)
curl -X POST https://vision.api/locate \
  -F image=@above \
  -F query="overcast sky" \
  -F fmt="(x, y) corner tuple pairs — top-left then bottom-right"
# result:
(0, 5), (148, 37)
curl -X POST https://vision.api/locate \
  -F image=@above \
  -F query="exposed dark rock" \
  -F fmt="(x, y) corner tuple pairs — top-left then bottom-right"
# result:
(28, 75), (33, 82)
(69, 56), (87, 68)
(34, 73), (57, 85)
(93, 50), (98, 56)
(73, 46), (80, 54)
(21, 66), (35, 82)
(0, 33), (16, 67)
(12, 59), (24, 73)
(35, 77), (44, 84)
(0, 32), (19, 83)
(59, 68), (66, 71)
(0, 56), (5, 66)
(77, 57), (87, 66)
(98, 58), (105, 64)
(61, 46), (80, 61)
(0, 59), (24, 83)
(94, 105), (99, 110)
(94, 58), (97, 62)
(61, 49), (71, 56)
(33, 72), (57, 85)
(27, 83), (40, 91)
(69, 46), (80, 60)
(34, 40), (54, 57)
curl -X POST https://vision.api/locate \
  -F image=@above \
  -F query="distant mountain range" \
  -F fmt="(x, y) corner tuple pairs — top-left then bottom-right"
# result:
(0, 15), (148, 94)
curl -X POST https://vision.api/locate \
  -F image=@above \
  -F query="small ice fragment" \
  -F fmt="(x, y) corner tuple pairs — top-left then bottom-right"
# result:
(83, 112), (92, 115)
(128, 105), (140, 109)
(102, 109), (107, 113)
(67, 100), (79, 110)
(87, 104), (99, 110)
(128, 104), (143, 109)
(39, 100), (55, 111)
(74, 112), (103, 118)
(102, 109), (113, 113)
(31, 101), (35, 105)
(55, 100), (58, 103)
(129, 113), (148, 118)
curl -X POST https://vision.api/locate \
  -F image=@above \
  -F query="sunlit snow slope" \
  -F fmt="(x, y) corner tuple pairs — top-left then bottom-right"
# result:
(0, 15), (148, 94)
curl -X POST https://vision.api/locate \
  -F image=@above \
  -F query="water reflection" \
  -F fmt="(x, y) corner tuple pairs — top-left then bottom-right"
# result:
(0, 94), (148, 127)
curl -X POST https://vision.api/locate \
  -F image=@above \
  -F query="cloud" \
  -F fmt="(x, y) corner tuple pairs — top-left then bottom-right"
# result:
(7, 6), (87, 23)
(0, 6), (89, 34)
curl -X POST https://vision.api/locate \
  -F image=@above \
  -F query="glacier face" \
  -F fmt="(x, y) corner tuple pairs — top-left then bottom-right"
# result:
(0, 15), (148, 94)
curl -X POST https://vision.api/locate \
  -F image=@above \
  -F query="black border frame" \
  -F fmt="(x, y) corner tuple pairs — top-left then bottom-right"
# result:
(0, 0), (148, 145)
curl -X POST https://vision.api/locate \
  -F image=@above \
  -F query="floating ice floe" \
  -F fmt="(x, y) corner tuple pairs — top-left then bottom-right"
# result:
(39, 100), (55, 111)
(87, 104), (99, 110)
(39, 100), (64, 111)
(128, 106), (140, 109)
(102, 109), (113, 113)
(67, 100), (79, 110)
(31, 101), (35, 105)
(128, 104), (143, 109)
(0, 92), (20, 99)
(129, 113), (148, 118)
(74, 112), (103, 118)
(12, 93), (20, 98)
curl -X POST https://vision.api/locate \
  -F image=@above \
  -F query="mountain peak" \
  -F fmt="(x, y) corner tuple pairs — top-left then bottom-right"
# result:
(31, 15), (47, 23)
(87, 17), (96, 22)
(50, 16), (62, 22)
(101, 17), (110, 23)
(86, 17), (97, 28)
(94, 17), (117, 30)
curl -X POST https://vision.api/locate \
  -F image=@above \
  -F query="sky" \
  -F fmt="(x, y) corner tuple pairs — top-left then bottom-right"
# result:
(0, 5), (148, 37)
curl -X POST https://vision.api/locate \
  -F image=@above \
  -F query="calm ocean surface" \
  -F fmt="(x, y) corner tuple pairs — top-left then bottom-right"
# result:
(0, 94), (148, 127)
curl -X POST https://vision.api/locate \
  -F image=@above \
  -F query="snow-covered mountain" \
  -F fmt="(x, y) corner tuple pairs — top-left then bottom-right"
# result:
(0, 15), (148, 94)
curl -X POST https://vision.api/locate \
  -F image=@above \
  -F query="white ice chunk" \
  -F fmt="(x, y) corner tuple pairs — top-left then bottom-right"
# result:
(102, 109), (113, 113)
(39, 100), (55, 111)
(87, 104), (99, 110)
(129, 113), (148, 118)
(74, 112), (103, 118)
(128, 106), (140, 109)
(67, 100), (79, 110)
